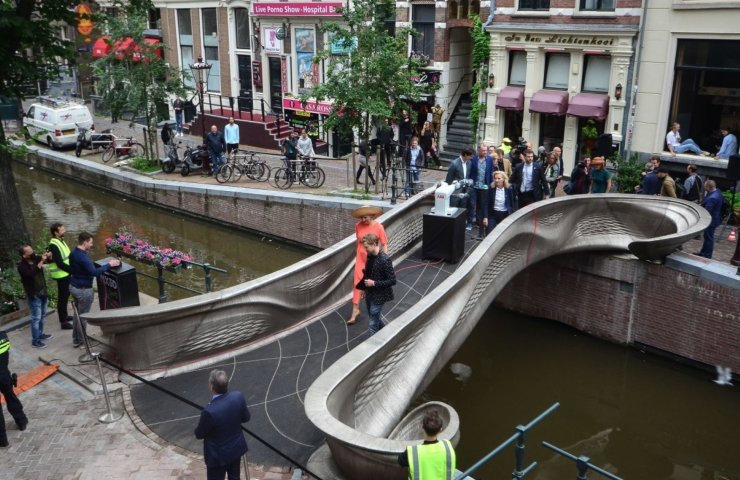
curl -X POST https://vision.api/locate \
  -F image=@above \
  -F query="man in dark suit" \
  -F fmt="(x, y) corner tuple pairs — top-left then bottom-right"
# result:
(360, 233), (396, 335)
(445, 147), (473, 184)
(195, 370), (251, 480)
(510, 150), (550, 208)
(695, 180), (723, 259)
(468, 144), (494, 231)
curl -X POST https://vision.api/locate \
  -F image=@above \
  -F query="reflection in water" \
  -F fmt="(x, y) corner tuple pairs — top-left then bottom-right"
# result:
(13, 163), (311, 299)
(422, 308), (740, 480)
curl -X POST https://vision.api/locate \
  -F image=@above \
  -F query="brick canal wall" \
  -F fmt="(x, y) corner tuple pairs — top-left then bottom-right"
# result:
(496, 252), (740, 373)
(21, 147), (379, 250)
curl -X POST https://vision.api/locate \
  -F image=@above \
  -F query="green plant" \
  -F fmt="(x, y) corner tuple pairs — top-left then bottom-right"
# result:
(130, 155), (159, 173)
(611, 151), (644, 194)
(722, 191), (740, 212)
(468, 14), (490, 134)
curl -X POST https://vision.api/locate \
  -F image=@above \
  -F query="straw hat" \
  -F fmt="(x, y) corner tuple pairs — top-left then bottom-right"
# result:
(501, 137), (512, 144)
(352, 205), (383, 219)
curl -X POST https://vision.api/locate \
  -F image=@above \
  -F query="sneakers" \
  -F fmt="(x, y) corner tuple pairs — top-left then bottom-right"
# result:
(41, 333), (54, 340)
(73, 342), (82, 349)
(61, 321), (73, 330)
(32, 341), (47, 349)
(466, 223), (473, 231)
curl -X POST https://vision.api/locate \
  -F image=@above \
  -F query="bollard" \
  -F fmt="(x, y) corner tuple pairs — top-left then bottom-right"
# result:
(204, 263), (213, 292)
(157, 266), (168, 303)
(391, 160), (398, 205)
(91, 351), (124, 423)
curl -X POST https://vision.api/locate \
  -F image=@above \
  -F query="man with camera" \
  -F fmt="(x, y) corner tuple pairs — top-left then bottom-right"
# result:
(17, 245), (54, 349)
(510, 149), (550, 208)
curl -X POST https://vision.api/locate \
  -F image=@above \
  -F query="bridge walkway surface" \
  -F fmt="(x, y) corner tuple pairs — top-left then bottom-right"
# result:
(129, 235), (481, 469)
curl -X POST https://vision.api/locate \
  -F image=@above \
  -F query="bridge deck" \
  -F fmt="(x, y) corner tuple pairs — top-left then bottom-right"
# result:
(130, 235), (480, 467)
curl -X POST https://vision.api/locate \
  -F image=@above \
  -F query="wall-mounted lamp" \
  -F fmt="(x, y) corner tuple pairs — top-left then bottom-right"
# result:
(615, 83), (623, 101)
(488, 73), (495, 88)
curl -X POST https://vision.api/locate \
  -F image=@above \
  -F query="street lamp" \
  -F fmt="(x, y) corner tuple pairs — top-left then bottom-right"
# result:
(189, 57), (212, 143)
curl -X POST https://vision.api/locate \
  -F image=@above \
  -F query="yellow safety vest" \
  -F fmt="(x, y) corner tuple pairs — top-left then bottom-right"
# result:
(47, 237), (71, 280)
(0, 336), (10, 355)
(407, 439), (456, 480)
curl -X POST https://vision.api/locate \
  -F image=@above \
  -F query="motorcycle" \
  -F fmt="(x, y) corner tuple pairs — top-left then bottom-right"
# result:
(160, 142), (207, 176)
(75, 124), (113, 157)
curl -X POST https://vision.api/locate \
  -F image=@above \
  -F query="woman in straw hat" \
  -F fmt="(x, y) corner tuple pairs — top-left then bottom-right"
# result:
(588, 156), (612, 194)
(348, 205), (387, 325)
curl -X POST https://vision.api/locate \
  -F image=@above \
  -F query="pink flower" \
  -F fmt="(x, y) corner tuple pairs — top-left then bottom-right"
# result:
(172, 258), (181, 265)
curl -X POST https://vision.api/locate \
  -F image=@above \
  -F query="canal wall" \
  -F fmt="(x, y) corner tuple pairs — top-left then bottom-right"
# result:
(18, 146), (380, 250)
(496, 252), (740, 373)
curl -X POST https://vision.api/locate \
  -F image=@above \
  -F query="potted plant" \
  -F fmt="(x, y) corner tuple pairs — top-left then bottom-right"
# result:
(581, 119), (599, 157)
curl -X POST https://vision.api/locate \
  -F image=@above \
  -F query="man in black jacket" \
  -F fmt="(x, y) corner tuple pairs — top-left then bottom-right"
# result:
(205, 125), (226, 177)
(0, 331), (28, 447)
(360, 233), (396, 335)
(510, 150), (550, 208)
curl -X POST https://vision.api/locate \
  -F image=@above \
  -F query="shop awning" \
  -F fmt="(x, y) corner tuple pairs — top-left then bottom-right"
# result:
(132, 38), (163, 61)
(566, 93), (610, 120)
(495, 86), (525, 111)
(529, 89), (569, 115)
(92, 37), (111, 59)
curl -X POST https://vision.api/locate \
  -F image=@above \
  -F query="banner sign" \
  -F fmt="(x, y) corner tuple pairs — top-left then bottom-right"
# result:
(252, 2), (342, 16)
(283, 98), (333, 115)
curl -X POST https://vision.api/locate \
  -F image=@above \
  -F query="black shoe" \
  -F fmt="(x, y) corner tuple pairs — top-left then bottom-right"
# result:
(17, 419), (27, 431)
(61, 322), (73, 330)
(41, 333), (54, 341)
(0, 439), (8, 447)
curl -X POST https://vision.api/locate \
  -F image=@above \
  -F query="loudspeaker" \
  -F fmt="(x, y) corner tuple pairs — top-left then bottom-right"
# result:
(595, 134), (614, 158)
(728, 154), (740, 181)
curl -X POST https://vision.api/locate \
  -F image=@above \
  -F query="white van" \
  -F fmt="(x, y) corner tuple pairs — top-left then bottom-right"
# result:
(23, 97), (93, 149)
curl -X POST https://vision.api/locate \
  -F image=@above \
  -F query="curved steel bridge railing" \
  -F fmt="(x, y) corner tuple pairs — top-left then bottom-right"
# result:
(303, 194), (710, 480)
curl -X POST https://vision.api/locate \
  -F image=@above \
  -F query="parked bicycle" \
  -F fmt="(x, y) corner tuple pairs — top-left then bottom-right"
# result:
(272, 155), (325, 189)
(101, 134), (145, 163)
(216, 149), (271, 184)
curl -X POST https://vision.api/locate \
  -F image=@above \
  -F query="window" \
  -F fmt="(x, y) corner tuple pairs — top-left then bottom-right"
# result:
(508, 51), (527, 86)
(582, 55), (610, 93)
(376, 3), (396, 37)
(411, 5), (435, 59)
(234, 8), (251, 50)
(580, 0), (615, 11)
(201, 9), (220, 92)
(519, 0), (550, 10)
(177, 9), (194, 88)
(148, 8), (161, 30)
(544, 53), (569, 90)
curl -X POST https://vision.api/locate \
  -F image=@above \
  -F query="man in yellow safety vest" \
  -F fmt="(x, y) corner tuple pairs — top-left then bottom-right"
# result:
(0, 331), (28, 447)
(398, 409), (456, 480)
(47, 223), (74, 330)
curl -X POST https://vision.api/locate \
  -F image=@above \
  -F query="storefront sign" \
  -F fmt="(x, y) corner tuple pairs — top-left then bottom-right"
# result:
(281, 57), (288, 93)
(263, 27), (282, 53)
(76, 4), (93, 37)
(504, 33), (615, 47)
(411, 70), (441, 87)
(283, 98), (333, 115)
(252, 61), (263, 88)
(252, 2), (342, 16)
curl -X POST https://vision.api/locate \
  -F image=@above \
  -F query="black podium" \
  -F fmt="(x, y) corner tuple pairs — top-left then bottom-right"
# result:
(95, 258), (140, 310)
(422, 208), (466, 263)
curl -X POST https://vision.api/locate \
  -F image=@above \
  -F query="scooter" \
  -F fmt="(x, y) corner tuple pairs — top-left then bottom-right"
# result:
(160, 142), (207, 176)
(75, 124), (113, 157)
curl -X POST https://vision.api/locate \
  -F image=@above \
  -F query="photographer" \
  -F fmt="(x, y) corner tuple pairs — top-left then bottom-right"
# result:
(17, 245), (53, 349)
(509, 137), (529, 168)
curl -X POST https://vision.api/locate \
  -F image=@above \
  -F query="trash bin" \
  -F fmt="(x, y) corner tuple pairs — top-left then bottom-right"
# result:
(95, 258), (140, 310)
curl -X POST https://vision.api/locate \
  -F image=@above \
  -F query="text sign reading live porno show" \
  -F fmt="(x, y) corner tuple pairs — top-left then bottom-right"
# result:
(252, 2), (342, 16)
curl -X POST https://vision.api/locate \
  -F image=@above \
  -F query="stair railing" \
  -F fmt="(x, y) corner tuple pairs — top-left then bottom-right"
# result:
(442, 71), (474, 128)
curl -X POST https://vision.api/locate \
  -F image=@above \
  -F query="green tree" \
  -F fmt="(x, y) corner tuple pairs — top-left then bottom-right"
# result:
(93, 0), (186, 160)
(0, 0), (79, 265)
(308, 0), (429, 181)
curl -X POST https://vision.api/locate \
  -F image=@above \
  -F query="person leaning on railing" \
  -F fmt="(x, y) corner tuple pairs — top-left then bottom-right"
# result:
(398, 409), (456, 480)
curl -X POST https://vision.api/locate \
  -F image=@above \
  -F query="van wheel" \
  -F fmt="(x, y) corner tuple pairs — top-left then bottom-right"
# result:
(47, 137), (58, 150)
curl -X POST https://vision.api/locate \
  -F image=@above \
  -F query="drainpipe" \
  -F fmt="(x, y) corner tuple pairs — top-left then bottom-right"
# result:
(623, 0), (649, 163)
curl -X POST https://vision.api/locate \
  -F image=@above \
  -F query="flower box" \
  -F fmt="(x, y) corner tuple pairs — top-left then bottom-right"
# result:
(105, 231), (193, 272)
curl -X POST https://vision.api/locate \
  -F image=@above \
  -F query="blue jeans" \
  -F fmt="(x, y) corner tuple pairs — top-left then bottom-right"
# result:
(673, 139), (702, 155)
(365, 299), (385, 335)
(175, 111), (183, 134)
(404, 166), (419, 195)
(699, 225), (717, 258)
(70, 285), (94, 345)
(211, 152), (225, 175)
(28, 295), (48, 344)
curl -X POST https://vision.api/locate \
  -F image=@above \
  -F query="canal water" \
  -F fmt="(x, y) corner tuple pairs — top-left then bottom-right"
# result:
(420, 309), (740, 480)
(12, 162), (311, 299)
(14, 162), (740, 479)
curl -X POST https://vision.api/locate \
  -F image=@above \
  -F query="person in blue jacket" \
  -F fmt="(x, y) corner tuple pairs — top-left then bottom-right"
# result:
(195, 369), (251, 480)
(694, 180), (723, 259)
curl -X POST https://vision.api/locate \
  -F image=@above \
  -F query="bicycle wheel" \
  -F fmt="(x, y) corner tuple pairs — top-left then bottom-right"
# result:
(273, 167), (293, 189)
(245, 162), (266, 181)
(255, 162), (271, 182)
(299, 166), (321, 188)
(216, 163), (234, 184)
(102, 145), (115, 163)
(130, 142), (145, 158)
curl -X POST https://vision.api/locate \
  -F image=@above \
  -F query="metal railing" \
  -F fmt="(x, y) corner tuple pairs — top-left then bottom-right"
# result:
(455, 403), (560, 480)
(542, 441), (623, 480)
